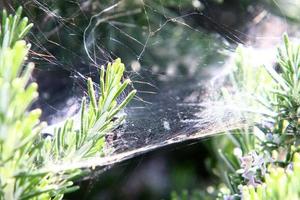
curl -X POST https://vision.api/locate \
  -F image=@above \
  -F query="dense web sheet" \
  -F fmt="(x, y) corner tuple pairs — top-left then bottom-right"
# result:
(13, 0), (295, 170)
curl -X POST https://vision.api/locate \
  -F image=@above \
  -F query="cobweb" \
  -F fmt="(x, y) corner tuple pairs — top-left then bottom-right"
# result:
(13, 0), (295, 172)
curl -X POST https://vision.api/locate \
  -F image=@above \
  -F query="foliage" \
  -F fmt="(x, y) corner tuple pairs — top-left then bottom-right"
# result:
(0, 8), (135, 199)
(0, 7), (33, 48)
(40, 58), (136, 163)
(2, 1), (300, 200)
(212, 34), (300, 199)
(242, 153), (300, 200)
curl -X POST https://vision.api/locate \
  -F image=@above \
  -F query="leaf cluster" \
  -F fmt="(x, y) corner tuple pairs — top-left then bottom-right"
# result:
(0, 8), (135, 200)
(216, 35), (300, 199)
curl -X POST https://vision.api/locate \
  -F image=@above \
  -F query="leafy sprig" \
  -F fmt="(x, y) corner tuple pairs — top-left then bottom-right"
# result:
(0, 7), (33, 49)
(0, 8), (136, 199)
(216, 35), (300, 199)
(40, 59), (136, 163)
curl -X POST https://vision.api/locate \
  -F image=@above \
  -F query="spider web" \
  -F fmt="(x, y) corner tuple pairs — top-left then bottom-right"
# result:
(13, 0), (295, 172)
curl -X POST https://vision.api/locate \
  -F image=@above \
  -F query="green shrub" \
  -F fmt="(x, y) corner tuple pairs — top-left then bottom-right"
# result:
(216, 34), (300, 199)
(0, 8), (135, 199)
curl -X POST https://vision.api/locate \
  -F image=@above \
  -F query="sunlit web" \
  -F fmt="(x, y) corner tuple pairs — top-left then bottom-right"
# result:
(13, 0), (291, 170)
